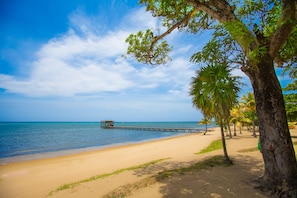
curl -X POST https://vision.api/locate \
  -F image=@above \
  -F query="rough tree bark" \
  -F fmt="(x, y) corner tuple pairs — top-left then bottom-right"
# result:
(243, 54), (297, 196)
(129, 0), (297, 195)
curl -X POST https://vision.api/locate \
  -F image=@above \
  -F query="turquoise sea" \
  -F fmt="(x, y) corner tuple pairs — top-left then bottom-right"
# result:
(0, 122), (215, 164)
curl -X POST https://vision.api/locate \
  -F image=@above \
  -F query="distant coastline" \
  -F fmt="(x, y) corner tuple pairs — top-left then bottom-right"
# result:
(0, 122), (215, 164)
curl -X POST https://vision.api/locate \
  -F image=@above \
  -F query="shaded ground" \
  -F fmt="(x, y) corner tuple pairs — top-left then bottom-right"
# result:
(105, 154), (268, 198)
(47, 128), (297, 198)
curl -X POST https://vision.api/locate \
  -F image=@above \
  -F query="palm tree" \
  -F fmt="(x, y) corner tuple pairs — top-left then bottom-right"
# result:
(230, 107), (239, 136)
(198, 117), (212, 135)
(229, 104), (245, 136)
(190, 64), (241, 164)
(241, 92), (257, 137)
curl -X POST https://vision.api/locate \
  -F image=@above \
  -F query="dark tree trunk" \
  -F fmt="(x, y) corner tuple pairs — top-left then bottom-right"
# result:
(243, 55), (297, 196)
(203, 123), (208, 135)
(233, 122), (237, 136)
(227, 123), (232, 138)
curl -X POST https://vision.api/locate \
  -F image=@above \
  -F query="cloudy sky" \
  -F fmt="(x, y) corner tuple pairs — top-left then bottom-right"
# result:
(0, 0), (290, 122)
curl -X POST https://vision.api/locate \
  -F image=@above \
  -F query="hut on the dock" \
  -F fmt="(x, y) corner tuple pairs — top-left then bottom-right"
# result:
(100, 120), (114, 128)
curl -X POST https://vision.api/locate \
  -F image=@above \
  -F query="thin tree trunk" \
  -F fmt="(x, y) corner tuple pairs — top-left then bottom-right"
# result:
(220, 119), (232, 164)
(243, 55), (297, 196)
(227, 123), (232, 138)
(233, 122), (237, 136)
(203, 123), (208, 135)
(252, 114), (256, 137)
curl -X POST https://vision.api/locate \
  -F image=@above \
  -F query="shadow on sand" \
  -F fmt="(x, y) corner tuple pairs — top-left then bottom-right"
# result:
(154, 155), (267, 198)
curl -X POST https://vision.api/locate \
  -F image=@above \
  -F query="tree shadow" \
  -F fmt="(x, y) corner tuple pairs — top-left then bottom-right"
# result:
(133, 160), (197, 177)
(155, 155), (268, 198)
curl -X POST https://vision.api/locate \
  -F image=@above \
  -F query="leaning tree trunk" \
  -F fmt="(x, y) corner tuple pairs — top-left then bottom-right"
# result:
(203, 123), (208, 135)
(219, 119), (232, 164)
(243, 55), (297, 196)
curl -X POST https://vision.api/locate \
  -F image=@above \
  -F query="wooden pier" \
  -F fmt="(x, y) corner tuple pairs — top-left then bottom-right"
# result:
(100, 120), (201, 133)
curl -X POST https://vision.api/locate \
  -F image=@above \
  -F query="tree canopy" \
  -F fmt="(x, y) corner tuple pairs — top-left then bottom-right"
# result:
(126, 0), (296, 69)
(126, 0), (297, 195)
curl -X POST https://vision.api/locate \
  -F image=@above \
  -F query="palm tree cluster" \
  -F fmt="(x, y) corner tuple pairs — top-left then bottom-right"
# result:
(230, 92), (257, 137)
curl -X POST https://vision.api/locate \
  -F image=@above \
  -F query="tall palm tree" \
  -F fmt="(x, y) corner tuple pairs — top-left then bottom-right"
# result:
(190, 64), (241, 164)
(242, 92), (257, 137)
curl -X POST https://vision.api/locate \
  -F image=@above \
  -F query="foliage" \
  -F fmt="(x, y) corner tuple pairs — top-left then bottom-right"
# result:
(126, 29), (172, 65)
(190, 64), (241, 122)
(283, 79), (297, 122)
(126, 0), (296, 70)
(198, 118), (212, 125)
(190, 64), (241, 162)
(241, 92), (257, 122)
(198, 117), (212, 134)
(125, 0), (297, 195)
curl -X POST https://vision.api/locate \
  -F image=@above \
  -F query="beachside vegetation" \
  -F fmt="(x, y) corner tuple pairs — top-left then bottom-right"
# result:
(104, 155), (230, 198)
(283, 74), (297, 123)
(47, 158), (169, 196)
(190, 64), (241, 164)
(196, 139), (222, 154)
(241, 92), (257, 136)
(125, 0), (297, 195)
(156, 155), (229, 180)
(198, 118), (212, 135)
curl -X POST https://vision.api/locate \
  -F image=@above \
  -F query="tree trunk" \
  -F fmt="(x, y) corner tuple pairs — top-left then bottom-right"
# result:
(220, 119), (232, 164)
(233, 122), (237, 136)
(227, 123), (232, 138)
(252, 113), (256, 137)
(243, 55), (297, 196)
(203, 123), (208, 135)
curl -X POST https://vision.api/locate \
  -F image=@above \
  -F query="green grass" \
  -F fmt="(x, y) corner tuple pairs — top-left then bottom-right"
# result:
(196, 139), (222, 154)
(104, 155), (231, 198)
(156, 155), (230, 180)
(48, 158), (169, 196)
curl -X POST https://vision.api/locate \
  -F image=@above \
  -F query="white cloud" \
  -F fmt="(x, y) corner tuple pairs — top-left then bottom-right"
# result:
(123, 7), (158, 31)
(0, 8), (197, 98)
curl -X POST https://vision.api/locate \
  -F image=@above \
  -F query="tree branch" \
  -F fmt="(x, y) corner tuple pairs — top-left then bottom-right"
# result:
(151, 8), (197, 46)
(150, 0), (237, 48)
(269, 0), (296, 60)
(187, 0), (236, 23)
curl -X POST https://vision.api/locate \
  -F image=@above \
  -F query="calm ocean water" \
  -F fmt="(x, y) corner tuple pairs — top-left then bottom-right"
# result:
(0, 122), (213, 164)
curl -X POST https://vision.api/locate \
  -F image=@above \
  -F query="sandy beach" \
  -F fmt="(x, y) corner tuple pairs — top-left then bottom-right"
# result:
(0, 127), (296, 198)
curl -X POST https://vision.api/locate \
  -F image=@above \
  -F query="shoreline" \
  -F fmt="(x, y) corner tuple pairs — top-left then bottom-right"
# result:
(0, 128), (222, 198)
(0, 131), (199, 165)
(1, 128), (295, 198)
(0, 121), (209, 163)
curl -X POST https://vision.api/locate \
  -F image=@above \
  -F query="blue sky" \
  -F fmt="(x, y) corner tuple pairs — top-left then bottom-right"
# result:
(0, 0), (291, 122)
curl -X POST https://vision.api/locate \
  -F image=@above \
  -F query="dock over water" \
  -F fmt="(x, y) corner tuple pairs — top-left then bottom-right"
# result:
(100, 120), (201, 133)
